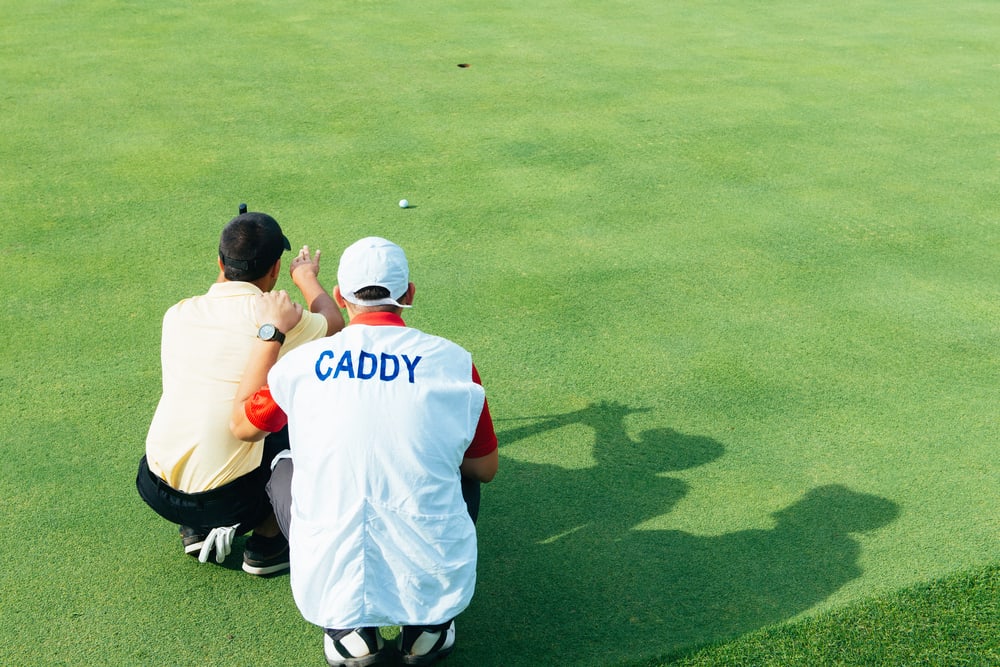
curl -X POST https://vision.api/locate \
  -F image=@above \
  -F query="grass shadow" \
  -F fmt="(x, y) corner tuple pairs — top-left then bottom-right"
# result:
(461, 401), (900, 666)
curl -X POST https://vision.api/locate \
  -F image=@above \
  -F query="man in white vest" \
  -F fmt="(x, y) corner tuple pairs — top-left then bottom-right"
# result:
(230, 237), (498, 666)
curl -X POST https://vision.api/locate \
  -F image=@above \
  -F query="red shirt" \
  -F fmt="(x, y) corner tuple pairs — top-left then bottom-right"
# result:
(245, 311), (498, 459)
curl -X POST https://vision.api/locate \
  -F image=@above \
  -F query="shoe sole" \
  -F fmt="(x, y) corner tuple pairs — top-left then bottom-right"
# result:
(181, 525), (207, 556)
(401, 645), (454, 666)
(242, 560), (290, 576)
(325, 651), (388, 667)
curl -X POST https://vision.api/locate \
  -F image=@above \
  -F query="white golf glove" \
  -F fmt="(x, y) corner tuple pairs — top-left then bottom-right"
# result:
(198, 525), (238, 564)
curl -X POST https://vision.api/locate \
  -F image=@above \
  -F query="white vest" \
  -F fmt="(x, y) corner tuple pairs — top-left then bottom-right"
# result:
(268, 323), (486, 628)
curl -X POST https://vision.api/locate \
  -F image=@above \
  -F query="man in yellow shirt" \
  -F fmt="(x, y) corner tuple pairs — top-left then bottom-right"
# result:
(136, 210), (344, 575)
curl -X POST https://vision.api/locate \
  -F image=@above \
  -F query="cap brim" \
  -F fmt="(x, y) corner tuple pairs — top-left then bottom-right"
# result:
(341, 292), (412, 309)
(282, 235), (291, 251)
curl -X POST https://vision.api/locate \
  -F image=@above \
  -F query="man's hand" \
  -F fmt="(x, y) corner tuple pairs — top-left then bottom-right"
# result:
(256, 289), (303, 334)
(288, 244), (345, 336)
(290, 245), (321, 285)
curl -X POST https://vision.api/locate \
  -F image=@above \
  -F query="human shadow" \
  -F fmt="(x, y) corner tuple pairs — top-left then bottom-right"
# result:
(458, 402), (900, 666)
(488, 402), (725, 548)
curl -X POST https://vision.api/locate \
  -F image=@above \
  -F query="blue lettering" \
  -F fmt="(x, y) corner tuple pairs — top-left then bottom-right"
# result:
(333, 350), (355, 379)
(380, 353), (400, 381)
(358, 351), (378, 380)
(402, 354), (422, 383)
(315, 350), (334, 380)
(314, 349), (421, 383)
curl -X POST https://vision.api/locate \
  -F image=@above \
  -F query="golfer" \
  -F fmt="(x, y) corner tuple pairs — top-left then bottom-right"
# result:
(136, 210), (344, 575)
(230, 237), (498, 666)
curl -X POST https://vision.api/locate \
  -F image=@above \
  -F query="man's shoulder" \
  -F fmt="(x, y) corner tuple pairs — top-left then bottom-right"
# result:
(408, 327), (468, 352)
(305, 324), (464, 352)
(167, 281), (258, 307)
(284, 310), (329, 350)
(162, 283), (261, 334)
(367, 325), (473, 363)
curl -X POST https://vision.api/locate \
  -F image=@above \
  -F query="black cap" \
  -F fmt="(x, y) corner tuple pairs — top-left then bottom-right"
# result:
(218, 212), (291, 280)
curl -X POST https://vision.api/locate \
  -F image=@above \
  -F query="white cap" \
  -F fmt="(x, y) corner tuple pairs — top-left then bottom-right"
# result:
(337, 236), (412, 308)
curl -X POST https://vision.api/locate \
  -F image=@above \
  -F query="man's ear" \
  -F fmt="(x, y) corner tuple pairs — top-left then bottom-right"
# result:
(401, 282), (416, 305)
(270, 259), (281, 279)
(333, 285), (347, 308)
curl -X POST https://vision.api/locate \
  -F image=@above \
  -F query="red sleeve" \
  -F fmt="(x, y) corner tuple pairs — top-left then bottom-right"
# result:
(244, 386), (288, 434)
(465, 364), (498, 459)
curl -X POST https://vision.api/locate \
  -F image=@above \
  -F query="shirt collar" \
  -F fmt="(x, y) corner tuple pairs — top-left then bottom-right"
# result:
(349, 311), (407, 327)
(207, 281), (264, 297)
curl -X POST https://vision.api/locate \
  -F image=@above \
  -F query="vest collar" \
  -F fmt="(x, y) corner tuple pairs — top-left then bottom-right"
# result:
(349, 311), (406, 327)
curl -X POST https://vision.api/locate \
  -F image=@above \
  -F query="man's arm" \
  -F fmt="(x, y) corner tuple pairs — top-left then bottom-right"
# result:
(289, 245), (345, 336)
(460, 449), (498, 483)
(460, 364), (499, 482)
(230, 290), (300, 441)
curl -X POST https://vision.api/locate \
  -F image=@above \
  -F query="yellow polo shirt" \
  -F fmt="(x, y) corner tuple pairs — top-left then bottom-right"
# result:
(145, 281), (328, 493)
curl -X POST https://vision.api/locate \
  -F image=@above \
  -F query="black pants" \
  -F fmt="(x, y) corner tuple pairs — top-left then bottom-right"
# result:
(136, 429), (288, 533)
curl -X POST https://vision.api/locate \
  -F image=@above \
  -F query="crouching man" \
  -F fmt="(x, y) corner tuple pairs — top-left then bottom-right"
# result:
(231, 237), (498, 666)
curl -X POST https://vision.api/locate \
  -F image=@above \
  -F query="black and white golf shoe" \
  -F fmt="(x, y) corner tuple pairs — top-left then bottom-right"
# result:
(179, 525), (208, 558)
(323, 627), (387, 667)
(399, 620), (456, 666)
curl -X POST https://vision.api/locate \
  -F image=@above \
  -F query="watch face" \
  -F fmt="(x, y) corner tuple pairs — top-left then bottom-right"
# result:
(259, 324), (276, 340)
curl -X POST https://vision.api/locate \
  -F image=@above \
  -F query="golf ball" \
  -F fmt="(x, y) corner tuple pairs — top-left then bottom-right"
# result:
(399, 199), (409, 209)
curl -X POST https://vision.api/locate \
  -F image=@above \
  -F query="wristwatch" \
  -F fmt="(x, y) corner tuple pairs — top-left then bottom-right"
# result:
(257, 323), (286, 345)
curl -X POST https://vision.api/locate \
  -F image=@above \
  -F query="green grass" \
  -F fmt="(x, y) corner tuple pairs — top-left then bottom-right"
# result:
(649, 563), (1000, 666)
(1, 0), (998, 665)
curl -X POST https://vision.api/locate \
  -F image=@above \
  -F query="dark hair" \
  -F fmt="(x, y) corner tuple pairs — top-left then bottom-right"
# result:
(218, 212), (290, 282)
(353, 285), (391, 300)
(350, 285), (402, 312)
